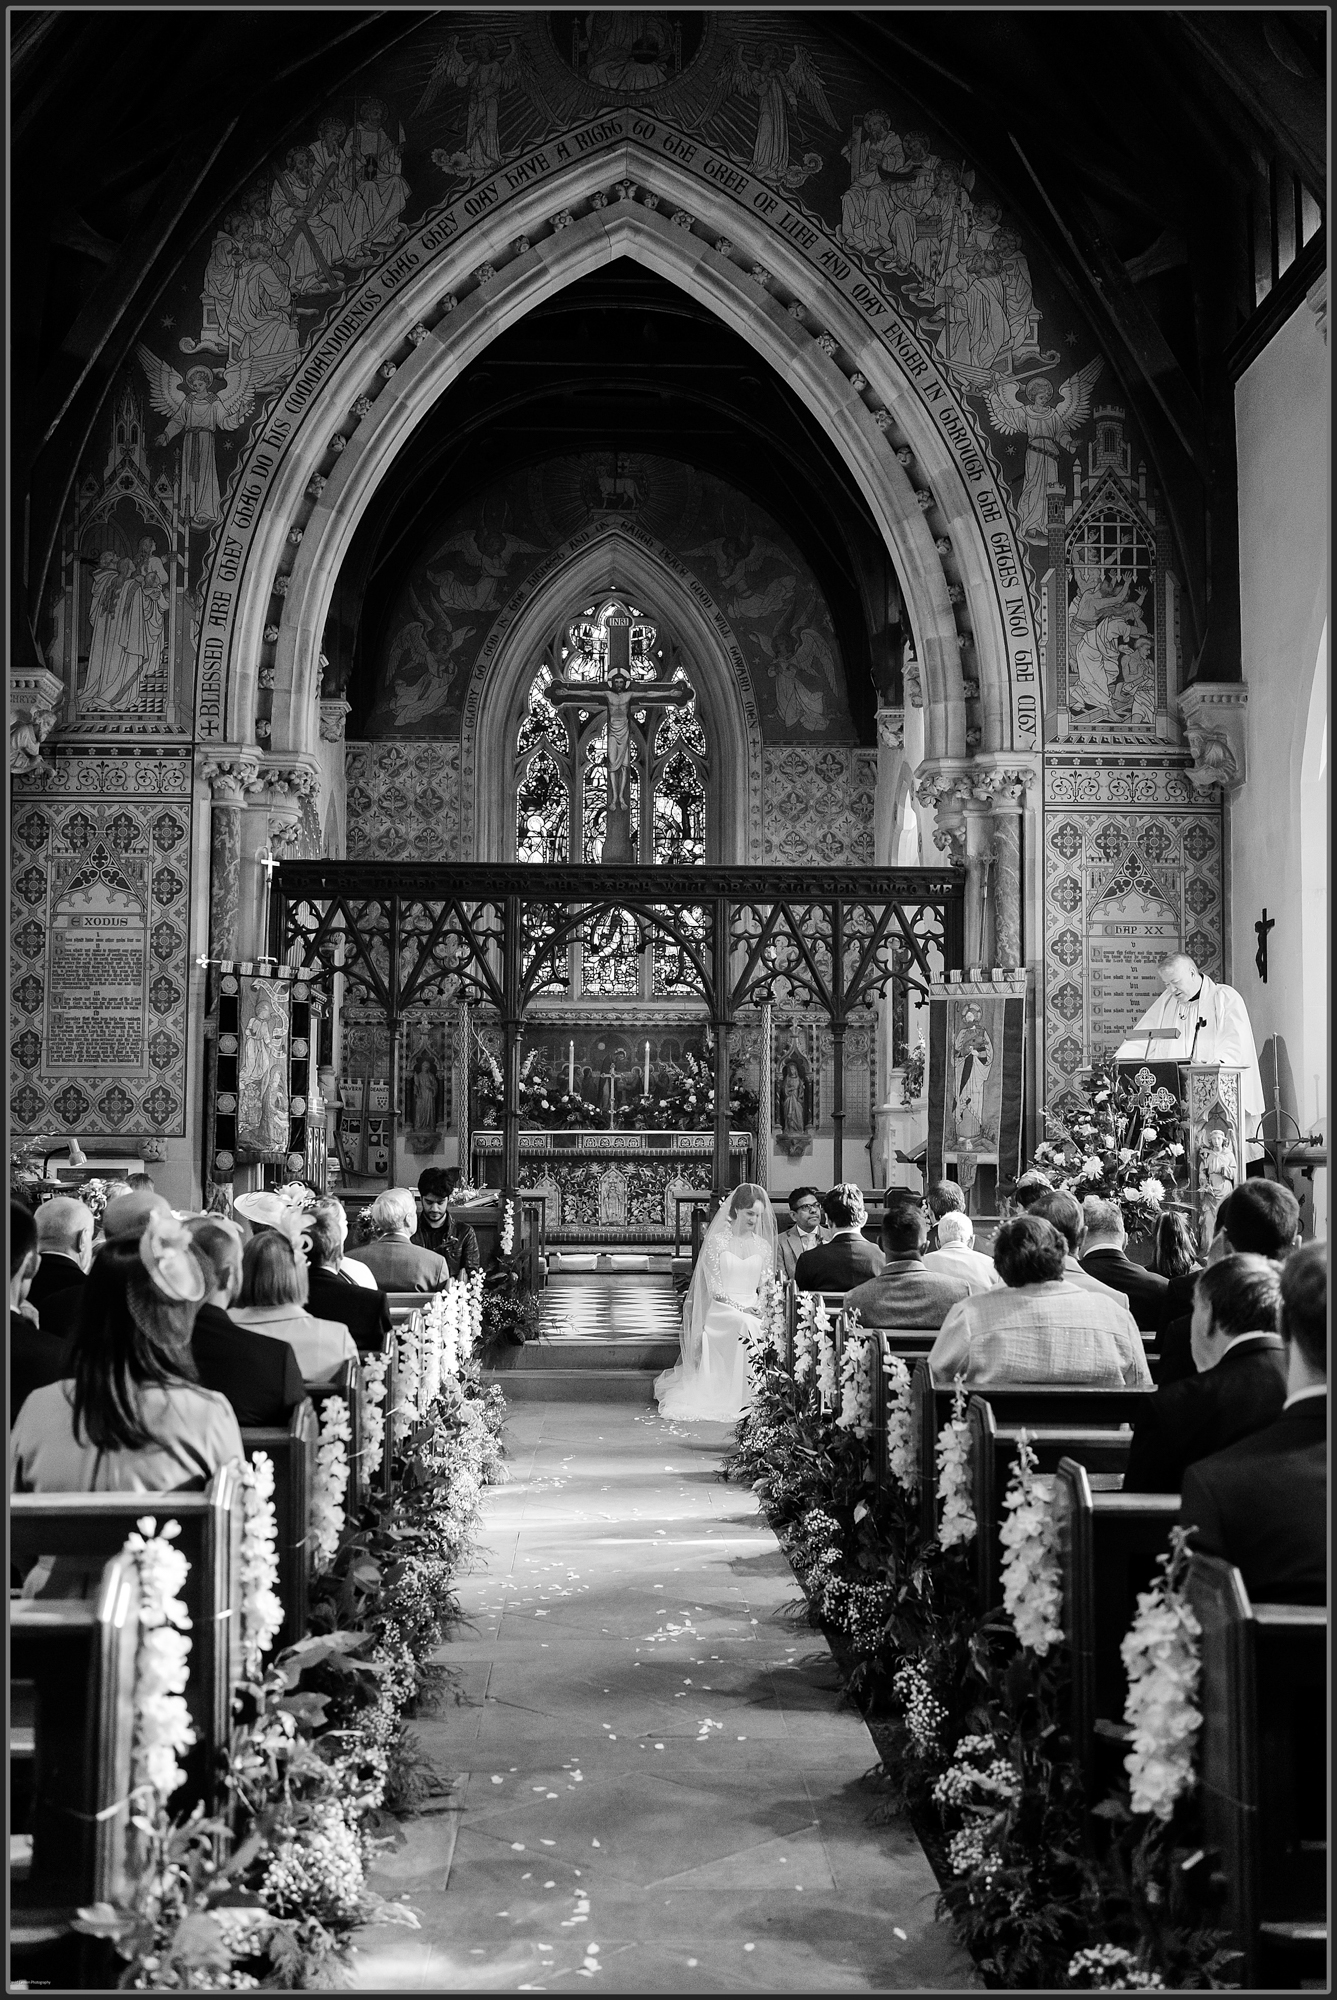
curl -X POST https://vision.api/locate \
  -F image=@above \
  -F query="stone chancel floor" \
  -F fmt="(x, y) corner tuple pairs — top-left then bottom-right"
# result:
(353, 1402), (974, 1992)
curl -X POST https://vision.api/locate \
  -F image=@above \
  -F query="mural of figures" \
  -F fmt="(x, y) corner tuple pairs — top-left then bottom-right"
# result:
(422, 33), (542, 179)
(136, 349), (254, 531)
(983, 358), (1105, 543)
(705, 41), (837, 188)
(81, 539), (167, 713)
(582, 13), (675, 90)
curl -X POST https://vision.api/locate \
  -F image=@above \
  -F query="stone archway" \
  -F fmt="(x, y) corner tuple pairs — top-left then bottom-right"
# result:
(196, 125), (1040, 784)
(461, 526), (763, 864)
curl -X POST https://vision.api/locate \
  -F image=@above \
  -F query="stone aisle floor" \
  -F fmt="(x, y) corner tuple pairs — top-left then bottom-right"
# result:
(351, 1400), (975, 1993)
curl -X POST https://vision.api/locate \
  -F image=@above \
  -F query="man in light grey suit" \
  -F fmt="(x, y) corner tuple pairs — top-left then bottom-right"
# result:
(775, 1186), (832, 1281)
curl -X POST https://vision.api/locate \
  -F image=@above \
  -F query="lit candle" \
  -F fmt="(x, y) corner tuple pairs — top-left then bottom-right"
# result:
(568, 1040), (575, 1093)
(644, 1040), (651, 1095)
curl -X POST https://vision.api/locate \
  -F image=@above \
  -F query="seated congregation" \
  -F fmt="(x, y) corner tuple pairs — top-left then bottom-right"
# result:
(9, 1170), (506, 1987)
(724, 1172), (1327, 1986)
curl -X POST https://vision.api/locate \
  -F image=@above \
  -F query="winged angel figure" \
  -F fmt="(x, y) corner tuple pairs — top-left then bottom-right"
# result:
(981, 356), (1104, 544)
(426, 522), (545, 611)
(419, 32), (554, 182)
(136, 346), (255, 531)
(701, 42), (839, 188)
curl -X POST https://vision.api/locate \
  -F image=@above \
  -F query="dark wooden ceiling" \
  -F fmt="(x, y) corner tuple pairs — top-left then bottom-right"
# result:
(12, 8), (1327, 696)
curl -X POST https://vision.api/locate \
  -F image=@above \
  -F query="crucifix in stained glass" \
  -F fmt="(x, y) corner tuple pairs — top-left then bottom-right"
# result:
(548, 607), (692, 862)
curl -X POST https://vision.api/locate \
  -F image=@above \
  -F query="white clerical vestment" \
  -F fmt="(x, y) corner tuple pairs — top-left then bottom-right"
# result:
(1114, 974), (1264, 1130)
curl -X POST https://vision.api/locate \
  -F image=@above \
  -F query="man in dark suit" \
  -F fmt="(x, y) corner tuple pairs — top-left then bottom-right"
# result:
(305, 1208), (393, 1352)
(186, 1216), (306, 1429)
(1179, 1239), (1326, 1604)
(11, 1199), (70, 1424)
(412, 1168), (481, 1278)
(845, 1197), (972, 1328)
(29, 1194), (95, 1315)
(1078, 1195), (1169, 1331)
(794, 1184), (885, 1292)
(1156, 1180), (1301, 1385)
(1124, 1255), (1286, 1492)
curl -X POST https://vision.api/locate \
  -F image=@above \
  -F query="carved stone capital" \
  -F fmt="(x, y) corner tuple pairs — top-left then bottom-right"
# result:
(319, 697), (351, 743)
(875, 703), (905, 749)
(1178, 683), (1248, 795)
(200, 753), (263, 804)
(9, 666), (64, 774)
(902, 655), (923, 708)
(263, 755), (322, 800)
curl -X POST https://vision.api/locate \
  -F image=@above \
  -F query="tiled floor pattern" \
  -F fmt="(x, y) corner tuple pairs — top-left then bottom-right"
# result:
(352, 1400), (975, 1992)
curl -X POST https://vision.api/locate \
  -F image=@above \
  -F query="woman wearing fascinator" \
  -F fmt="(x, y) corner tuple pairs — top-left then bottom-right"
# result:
(10, 1209), (244, 1499)
(655, 1184), (777, 1422)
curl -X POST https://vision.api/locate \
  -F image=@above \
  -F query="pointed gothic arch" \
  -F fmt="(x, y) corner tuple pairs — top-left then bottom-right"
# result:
(197, 129), (1038, 778)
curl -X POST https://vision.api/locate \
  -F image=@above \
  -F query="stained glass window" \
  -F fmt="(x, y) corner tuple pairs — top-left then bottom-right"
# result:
(513, 599), (709, 997)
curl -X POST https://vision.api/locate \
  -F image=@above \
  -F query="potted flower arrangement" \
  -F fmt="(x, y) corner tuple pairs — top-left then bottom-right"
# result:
(1021, 1059), (1188, 1242)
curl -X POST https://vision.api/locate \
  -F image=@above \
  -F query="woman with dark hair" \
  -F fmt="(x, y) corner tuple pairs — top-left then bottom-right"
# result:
(10, 1210), (243, 1493)
(1150, 1208), (1201, 1281)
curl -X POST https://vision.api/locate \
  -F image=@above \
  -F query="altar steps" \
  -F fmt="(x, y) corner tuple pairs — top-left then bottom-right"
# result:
(485, 1272), (682, 1403)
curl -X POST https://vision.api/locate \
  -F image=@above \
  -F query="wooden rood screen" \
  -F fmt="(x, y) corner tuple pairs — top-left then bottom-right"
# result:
(273, 861), (964, 1191)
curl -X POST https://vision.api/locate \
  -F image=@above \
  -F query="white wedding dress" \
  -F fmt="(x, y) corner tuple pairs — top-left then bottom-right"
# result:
(655, 1240), (770, 1422)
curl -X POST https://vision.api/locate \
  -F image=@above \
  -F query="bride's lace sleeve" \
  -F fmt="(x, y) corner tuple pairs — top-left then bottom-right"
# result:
(697, 1233), (725, 1295)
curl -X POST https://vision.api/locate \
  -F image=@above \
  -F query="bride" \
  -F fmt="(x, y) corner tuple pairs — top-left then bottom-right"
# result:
(655, 1183), (776, 1421)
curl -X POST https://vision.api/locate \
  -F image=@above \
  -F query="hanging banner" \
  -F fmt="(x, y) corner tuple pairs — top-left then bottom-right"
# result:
(926, 972), (1028, 1208)
(211, 963), (323, 1182)
(236, 974), (293, 1159)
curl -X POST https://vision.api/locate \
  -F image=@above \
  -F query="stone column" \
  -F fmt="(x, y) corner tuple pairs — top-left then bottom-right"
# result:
(200, 757), (262, 965)
(961, 785), (995, 972)
(987, 773), (1030, 972)
(757, 1001), (772, 1190)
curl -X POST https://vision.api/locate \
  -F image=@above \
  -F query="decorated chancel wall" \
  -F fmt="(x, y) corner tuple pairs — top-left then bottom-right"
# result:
(16, 10), (1238, 1195)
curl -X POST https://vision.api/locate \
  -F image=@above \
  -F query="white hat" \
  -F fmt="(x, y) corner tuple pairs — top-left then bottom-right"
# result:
(233, 1190), (291, 1230)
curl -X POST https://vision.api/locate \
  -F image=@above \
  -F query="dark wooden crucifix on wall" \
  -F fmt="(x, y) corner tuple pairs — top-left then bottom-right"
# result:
(547, 612), (691, 863)
(1254, 908), (1274, 983)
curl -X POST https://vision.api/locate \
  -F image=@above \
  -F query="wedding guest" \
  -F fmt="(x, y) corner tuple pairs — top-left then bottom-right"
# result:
(313, 1196), (379, 1289)
(1157, 1180), (1301, 1384)
(230, 1229), (358, 1387)
(1179, 1240), (1326, 1604)
(29, 1196), (95, 1313)
(306, 1208), (393, 1351)
(1124, 1256), (1286, 1493)
(10, 1212), (243, 1493)
(1150, 1208), (1202, 1280)
(355, 1188), (450, 1291)
(929, 1214), (1152, 1386)
(845, 1198), (972, 1328)
(921, 1209), (1001, 1293)
(925, 1179), (965, 1253)
(1026, 1188), (1141, 1324)
(775, 1186), (833, 1280)
(11, 1201), (68, 1424)
(1078, 1196), (1170, 1331)
(794, 1185), (884, 1292)
(413, 1168), (481, 1276)
(187, 1216), (306, 1427)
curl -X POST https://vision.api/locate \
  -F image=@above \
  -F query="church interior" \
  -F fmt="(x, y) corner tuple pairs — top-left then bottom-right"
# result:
(8, 9), (1329, 1992)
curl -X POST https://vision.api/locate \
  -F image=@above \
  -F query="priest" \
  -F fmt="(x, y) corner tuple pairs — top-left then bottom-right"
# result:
(1115, 951), (1264, 1141)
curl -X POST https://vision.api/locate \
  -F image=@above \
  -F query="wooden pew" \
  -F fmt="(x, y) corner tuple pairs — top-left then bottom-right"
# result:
(11, 1549), (139, 1983)
(910, 1358), (1154, 1539)
(11, 1468), (244, 1813)
(241, 1398), (317, 1652)
(966, 1397), (1134, 1609)
(1186, 1554), (1327, 1990)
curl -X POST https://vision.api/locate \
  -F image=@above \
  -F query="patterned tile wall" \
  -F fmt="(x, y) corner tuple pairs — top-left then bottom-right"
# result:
(761, 748), (877, 865)
(345, 741), (461, 860)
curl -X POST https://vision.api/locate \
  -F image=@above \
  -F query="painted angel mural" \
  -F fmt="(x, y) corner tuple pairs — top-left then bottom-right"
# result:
(705, 43), (839, 188)
(426, 521), (544, 610)
(379, 589), (474, 730)
(982, 356), (1104, 543)
(420, 33), (551, 180)
(136, 346), (254, 530)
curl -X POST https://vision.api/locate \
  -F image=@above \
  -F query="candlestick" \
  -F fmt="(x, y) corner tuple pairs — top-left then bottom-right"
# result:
(644, 1040), (651, 1095)
(568, 1040), (575, 1093)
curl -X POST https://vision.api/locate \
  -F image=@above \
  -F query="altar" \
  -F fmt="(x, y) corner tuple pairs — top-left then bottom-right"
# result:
(471, 1129), (753, 1242)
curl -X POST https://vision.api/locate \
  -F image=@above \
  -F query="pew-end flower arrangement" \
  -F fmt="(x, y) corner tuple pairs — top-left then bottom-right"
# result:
(1021, 1060), (1188, 1241)
(76, 1273), (508, 1992)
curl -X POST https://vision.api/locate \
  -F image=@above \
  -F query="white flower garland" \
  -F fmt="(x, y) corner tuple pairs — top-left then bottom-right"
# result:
(998, 1429), (1063, 1656)
(238, 1454), (284, 1682)
(1067, 1944), (1166, 1990)
(419, 1293), (443, 1410)
(361, 1352), (389, 1480)
(936, 1377), (976, 1549)
(891, 1658), (947, 1758)
(793, 1289), (818, 1386)
(396, 1309), (423, 1437)
(836, 1314), (875, 1437)
(815, 1301), (839, 1413)
(883, 1351), (917, 1497)
(124, 1517), (195, 1806)
(760, 1272), (788, 1356)
(499, 1196), (515, 1256)
(1119, 1535), (1203, 1821)
(932, 1731), (1021, 1885)
(310, 1396), (351, 1573)
(466, 1269), (485, 1353)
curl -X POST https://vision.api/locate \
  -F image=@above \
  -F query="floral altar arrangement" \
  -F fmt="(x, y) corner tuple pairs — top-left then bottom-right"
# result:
(471, 1043), (758, 1133)
(76, 1273), (509, 1992)
(724, 1275), (1232, 1990)
(1021, 1059), (1188, 1241)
